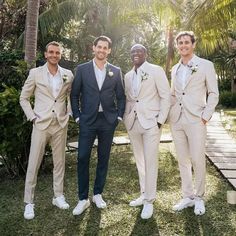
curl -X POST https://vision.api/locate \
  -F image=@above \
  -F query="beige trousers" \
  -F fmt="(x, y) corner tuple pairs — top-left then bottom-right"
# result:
(170, 114), (207, 198)
(24, 118), (68, 203)
(128, 119), (161, 203)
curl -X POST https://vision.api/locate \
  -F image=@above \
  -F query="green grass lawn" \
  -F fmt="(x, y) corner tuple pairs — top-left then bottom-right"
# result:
(0, 142), (236, 236)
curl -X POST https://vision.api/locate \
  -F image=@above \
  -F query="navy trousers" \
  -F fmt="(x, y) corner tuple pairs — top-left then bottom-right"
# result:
(77, 112), (117, 200)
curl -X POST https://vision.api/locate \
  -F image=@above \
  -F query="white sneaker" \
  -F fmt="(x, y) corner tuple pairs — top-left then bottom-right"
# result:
(92, 194), (107, 209)
(141, 203), (153, 219)
(173, 197), (195, 211)
(194, 198), (205, 215)
(129, 196), (144, 207)
(24, 203), (35, 220)
(72, 199), (90, 215)
(52, 195), (69, 209)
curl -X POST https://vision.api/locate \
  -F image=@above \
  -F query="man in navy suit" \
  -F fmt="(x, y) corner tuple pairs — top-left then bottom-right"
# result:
(71, 35), (126, 215)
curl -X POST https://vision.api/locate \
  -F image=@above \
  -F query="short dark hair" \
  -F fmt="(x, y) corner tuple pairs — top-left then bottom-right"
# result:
(175, 31), (196, 44)
(93, 36), (112, 48)
(45, 41), (62, 52)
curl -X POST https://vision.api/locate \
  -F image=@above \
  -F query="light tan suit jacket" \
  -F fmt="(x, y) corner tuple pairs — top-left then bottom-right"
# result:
(123, 61), (170, 130)
(20, 63), (74, 130)
(169, 55), (219, 123)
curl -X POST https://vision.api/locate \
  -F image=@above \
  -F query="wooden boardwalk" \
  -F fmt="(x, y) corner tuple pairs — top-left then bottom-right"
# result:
(206, 112), (236, 189)
(67, 112), (236, 189)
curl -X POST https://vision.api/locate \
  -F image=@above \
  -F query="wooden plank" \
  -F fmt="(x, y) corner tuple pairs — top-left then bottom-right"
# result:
(113, 136), (130, 145)
(206, 140), (235, 144)
(206, 144), (236, 148)
(214, 163), (236, 170)
(206, 152), (236, 157)
(220, 170), (236, 178)
(208, 157), (236, 163)
(228, 179), (236, 189)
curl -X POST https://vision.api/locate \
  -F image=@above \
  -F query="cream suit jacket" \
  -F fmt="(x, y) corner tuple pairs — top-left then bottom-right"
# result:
(123, 61), (171, 130)
(20, 63), (74, 130)
(169, 55), (219, 123)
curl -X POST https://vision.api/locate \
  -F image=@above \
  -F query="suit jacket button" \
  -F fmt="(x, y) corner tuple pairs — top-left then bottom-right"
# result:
(136, 100), (139, 102)
(52, 110), (55, 112)
(179, 103), (182, 106)
(182, 92), (185, 95)
(54, 100), (57, 102)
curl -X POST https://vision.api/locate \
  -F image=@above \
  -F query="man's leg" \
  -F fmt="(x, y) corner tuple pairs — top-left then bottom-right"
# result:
(24, 125), (48, 203)
(78, 122), (96, 200)
(93, 113), (116, 195)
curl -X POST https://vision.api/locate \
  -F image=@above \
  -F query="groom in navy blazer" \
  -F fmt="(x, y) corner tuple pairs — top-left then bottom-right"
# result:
(71, 36), (125, 215)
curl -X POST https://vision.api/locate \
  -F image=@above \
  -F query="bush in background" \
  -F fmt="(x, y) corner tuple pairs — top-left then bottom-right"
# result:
(219, 90), (236, 108)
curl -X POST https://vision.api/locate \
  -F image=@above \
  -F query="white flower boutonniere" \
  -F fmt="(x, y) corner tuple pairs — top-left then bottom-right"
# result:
(106, 67), (114, 77)
(62, 74), (69, 83)
(188, 63), (198, 75)
(141, 70), (149, 82)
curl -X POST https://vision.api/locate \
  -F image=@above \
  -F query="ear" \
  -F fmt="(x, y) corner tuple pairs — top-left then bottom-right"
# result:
(107, 48), (111, 55)
(193, 42), (196, 48)
(44, 51), (47, 59)
(92, 45), (96, 52)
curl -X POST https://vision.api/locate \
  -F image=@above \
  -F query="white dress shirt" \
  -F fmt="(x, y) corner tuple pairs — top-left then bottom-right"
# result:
(93, 59), (107, 112)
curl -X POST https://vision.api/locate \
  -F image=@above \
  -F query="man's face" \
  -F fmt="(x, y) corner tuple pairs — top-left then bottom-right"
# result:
(176, 35), (195, 58)
(44, 45), (61, 65)
(131, 46), (146, 67)
(93, 40), (111, 61)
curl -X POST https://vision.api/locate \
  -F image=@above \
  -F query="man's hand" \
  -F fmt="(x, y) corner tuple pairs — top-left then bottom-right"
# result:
(201, 118), (207, 125)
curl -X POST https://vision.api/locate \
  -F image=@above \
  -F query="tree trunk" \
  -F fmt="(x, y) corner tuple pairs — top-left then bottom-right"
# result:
(165, 26), (174, 78)
(24, 0), (40, 69)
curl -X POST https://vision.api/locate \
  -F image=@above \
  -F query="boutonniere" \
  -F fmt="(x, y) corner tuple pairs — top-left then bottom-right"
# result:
(141, 70), (149, 82)
(106, 67), (114, 77)
(188, 63), (198, 75)
(62, 74), (69, 83)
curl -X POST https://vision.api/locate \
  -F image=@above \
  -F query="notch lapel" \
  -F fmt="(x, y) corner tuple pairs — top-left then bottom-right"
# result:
(88, 61), (100, 91)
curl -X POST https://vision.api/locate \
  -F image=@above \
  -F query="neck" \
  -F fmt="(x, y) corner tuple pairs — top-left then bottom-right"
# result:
(181, 54), (194, 65)
(94, 58), (106, 70)
(47, 63), (58, 76)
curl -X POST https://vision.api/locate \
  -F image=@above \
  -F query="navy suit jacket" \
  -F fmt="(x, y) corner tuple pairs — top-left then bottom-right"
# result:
(71, 61), (126, 125)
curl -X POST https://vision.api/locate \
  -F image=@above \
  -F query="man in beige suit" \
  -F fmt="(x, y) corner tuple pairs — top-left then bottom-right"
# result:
(169, 31), (219, 215)
(20, 41), (73, 220)
(124, 44), (170, 219)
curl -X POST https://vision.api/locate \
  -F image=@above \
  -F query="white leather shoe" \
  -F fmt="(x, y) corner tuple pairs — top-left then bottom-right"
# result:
(92, 194), (107, 209)
(73, 199), (90, 215)
(141, 203), (153, 219)
(194, 198), (205, 215)
(129, 196), (144, 207)
(173, 197), (195, 211)
(52, 195), (69, 209)
(24, 203), (35, 220)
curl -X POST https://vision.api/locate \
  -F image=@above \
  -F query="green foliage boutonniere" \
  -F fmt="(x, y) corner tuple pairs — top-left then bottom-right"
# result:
(62, 74), (68, 83)
(188, 63), (198, 75)
(141, 70), (149, 82)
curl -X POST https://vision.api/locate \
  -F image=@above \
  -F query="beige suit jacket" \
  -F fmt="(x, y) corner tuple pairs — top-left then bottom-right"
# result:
(123, 61), (171, 130)
(169, 55), (219, 123)
(20, 63), (74, 130)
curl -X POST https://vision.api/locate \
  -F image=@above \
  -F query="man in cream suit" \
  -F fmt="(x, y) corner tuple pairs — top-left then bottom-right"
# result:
(169, 31), (219, 215)
(124, 44), (170, 219)
(20, 41), (73, 220)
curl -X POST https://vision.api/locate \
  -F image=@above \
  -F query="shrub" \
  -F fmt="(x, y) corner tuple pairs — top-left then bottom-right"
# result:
(0, 84), (32, 176)
(219, 90), (236, 108)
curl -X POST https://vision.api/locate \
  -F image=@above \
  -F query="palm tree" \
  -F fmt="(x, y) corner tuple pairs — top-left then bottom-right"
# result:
(24, 0), (40, 68)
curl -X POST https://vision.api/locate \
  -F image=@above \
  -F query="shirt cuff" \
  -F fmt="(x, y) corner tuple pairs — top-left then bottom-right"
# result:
(75, 117), (80, 123)
(118, 116), (123, 121)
